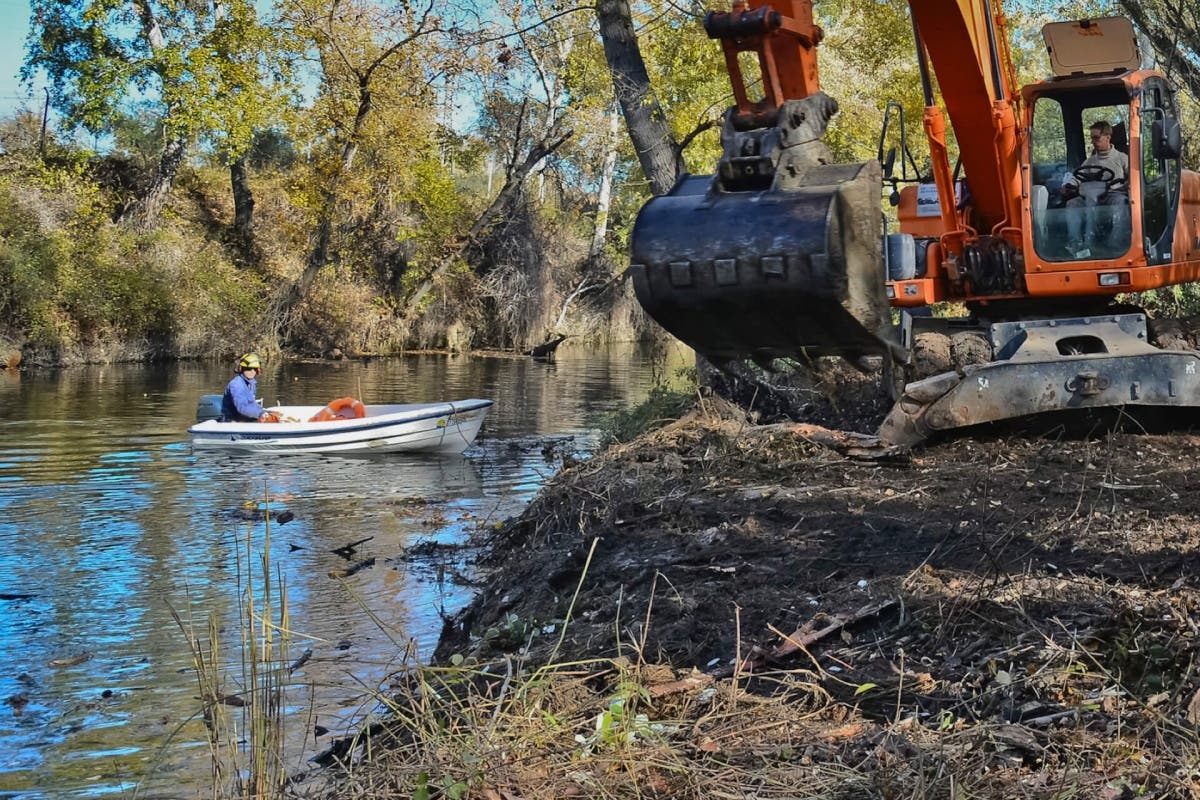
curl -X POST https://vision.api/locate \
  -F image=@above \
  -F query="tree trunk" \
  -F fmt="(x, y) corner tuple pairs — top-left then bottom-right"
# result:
(596, 0), (683, 196)
(230, 156), (255, 237)
(467, 125), (572, 242)
(123, 136), (187, 229)
(591, 108), (622, 259)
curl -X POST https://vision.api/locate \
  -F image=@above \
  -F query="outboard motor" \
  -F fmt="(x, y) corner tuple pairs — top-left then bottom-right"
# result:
(196, 394), (223, 422)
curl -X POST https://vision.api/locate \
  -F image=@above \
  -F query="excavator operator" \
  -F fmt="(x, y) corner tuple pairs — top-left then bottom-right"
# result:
(1060, 121), (1130, 257)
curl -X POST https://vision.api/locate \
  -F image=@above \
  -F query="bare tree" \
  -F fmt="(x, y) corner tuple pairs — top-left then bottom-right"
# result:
(591, 106), (622, 259)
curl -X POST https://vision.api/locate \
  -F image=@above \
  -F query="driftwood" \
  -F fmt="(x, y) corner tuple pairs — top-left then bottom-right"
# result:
(332, 536), (373, 559)
(762, 422), (908, 461)
(289, 648), (314, 675)
(231, 507), (295, 524)
(310, 721), (389, 767)
(525, 334), (568, 359)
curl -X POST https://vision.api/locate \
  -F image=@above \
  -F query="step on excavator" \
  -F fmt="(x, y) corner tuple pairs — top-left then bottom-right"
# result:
(629, 0), (1200, 445)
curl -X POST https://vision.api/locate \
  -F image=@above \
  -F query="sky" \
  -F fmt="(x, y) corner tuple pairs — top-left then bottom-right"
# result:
(0, 0), (37, 118)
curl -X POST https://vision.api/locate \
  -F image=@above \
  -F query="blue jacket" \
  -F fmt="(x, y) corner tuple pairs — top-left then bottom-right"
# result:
(221, 374), (263, 422)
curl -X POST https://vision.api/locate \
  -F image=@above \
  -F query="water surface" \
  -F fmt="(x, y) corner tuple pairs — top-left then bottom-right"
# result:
(0, 344), (689, 798)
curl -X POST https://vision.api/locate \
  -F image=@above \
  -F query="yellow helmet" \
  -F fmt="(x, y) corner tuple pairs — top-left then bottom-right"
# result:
(238, 353), (261, 371)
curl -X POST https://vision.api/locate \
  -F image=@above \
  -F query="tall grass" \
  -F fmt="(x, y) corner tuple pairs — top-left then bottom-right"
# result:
(169, 492), (294, 799)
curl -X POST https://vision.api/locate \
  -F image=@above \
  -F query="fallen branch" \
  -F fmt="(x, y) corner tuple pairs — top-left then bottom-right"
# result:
(289, 648), (314, 675)
(646, 670), (715, 699)
(727, 599), (899, 676)
(772, 423), (909, 461)
(332, 536), (374, 559)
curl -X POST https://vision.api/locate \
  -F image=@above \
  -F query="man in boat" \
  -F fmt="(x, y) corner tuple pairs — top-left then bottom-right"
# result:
(220, 353), (279, 423)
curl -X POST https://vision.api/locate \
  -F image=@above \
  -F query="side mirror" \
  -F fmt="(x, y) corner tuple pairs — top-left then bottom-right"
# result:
(882, 146), (897, 179)
(1152, 118), (1182, 160)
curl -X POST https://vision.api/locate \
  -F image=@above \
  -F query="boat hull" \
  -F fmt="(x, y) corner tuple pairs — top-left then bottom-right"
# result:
(187, 400), (492, 454)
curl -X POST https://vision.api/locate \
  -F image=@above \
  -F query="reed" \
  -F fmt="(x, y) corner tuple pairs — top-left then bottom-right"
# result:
(170, 488), (296, 799)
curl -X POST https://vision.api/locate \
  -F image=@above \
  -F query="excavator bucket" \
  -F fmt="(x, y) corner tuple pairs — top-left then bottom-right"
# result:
(628, 100), (892, 365)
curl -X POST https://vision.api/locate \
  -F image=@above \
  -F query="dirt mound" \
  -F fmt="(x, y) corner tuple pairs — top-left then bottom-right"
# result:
(441, 407), (1200, 668)
(434, 403), (1200, 793)
(700, 357), (894, 433)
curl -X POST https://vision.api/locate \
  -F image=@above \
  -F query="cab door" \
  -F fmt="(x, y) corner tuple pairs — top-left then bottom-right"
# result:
(1139, 77), (1183, 264)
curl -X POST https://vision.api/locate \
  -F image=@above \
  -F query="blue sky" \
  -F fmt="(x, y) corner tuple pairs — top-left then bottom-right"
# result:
(0, 1), (35, 117)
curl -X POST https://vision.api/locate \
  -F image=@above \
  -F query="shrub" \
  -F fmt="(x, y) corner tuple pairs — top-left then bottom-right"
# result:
(0, 160), (269, 363)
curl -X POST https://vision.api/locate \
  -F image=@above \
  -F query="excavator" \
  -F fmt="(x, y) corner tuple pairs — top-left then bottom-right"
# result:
(628, 0), (1200, 444)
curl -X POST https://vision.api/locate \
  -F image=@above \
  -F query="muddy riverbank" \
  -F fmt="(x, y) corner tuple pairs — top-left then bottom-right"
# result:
(398, 395), (1200, 797)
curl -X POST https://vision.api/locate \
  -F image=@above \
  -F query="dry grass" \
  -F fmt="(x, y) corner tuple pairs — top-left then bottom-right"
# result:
(302, 613), (1200, 800)
(167, 493), (298, 800)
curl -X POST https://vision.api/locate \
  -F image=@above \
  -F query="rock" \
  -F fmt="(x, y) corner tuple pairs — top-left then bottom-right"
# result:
(0, 335), (22, 370)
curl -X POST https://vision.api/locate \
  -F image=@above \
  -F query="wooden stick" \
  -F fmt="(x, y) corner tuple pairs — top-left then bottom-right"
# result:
(332, 536), (374, 559)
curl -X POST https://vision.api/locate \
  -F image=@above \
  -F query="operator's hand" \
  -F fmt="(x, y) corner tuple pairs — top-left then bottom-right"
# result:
(259, 411), (281, 423)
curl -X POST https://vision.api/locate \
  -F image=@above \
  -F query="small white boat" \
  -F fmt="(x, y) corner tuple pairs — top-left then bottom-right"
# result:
(188, 399), (493, 454)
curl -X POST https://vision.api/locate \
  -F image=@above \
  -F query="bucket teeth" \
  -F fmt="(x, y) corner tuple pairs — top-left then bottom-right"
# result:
(630, 160), (892, 363)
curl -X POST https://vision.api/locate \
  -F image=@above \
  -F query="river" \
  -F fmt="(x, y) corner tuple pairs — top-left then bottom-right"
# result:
(0, 344), (689, 799)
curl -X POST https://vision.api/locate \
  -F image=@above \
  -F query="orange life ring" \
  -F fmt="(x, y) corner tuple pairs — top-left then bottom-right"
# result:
(308, 397), (367, 422)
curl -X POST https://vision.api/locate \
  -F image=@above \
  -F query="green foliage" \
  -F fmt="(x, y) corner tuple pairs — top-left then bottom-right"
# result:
(1128, 284), (1200, 317)
(408, 158), (471, 245)
(816, 0), (925, 164)
(246, 128), (297, 170)
(109, 107), (165, 168)
(25, 0), (293, 159)
(0, 154), (267, 361)
(599, 384), (697, 446)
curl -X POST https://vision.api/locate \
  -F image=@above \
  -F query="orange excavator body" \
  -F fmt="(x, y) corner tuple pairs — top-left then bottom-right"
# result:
(629, 0), (1200, 443)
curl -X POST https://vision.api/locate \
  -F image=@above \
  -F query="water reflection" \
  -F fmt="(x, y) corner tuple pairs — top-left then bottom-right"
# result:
(0, 343), (689, 798)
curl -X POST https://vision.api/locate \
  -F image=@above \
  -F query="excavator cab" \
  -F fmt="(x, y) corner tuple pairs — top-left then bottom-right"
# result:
(1025, 75), (1185, 270)
(1027, 18), (1184, 271)
(1028, 93), (1133, 262)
